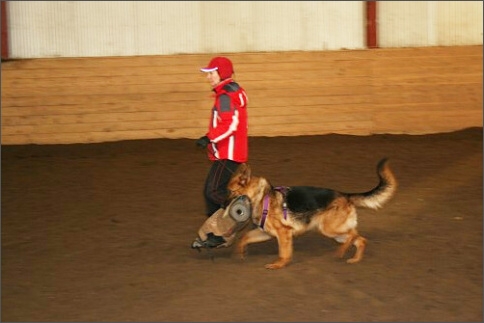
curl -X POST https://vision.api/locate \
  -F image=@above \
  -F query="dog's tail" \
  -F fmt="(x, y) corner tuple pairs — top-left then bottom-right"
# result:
(347, 158), (397, 210)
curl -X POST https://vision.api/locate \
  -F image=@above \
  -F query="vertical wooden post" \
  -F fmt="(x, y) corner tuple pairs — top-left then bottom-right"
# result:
(366, 1), (378, 49)
(1, 1), (8, 59)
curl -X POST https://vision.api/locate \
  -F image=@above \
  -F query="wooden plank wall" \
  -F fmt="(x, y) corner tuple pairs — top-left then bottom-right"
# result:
(1, 46), (482, 145)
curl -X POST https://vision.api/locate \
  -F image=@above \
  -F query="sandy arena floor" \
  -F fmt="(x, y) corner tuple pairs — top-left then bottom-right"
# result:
(1, 127), (482, 322)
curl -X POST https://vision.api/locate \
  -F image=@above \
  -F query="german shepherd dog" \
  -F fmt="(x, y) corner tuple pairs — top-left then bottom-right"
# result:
(225, 158), (397, 269)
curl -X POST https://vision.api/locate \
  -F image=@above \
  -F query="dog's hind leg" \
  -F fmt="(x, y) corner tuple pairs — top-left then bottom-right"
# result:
(346, 235), (367, 263)
(334, 229), (367, 263)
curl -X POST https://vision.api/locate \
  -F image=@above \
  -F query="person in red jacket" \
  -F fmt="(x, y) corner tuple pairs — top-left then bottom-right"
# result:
(196, 56), (249, 216)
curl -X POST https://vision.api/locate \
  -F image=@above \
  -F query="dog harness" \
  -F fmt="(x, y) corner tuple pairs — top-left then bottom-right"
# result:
(260, 186), (289, 230)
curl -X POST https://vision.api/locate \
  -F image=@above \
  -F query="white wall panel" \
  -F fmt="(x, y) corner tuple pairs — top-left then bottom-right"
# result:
(6, 1), (483, 59)
(7, 1), (364, 58)
(436, 1), (484, 46)
(198, 1), (365, 53)
(75, 1), (135, 57)
(134, 1), (202, 55)
(379, 1), (483, 48)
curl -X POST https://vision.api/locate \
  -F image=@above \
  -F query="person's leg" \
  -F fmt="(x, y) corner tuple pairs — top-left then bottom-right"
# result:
(203, 160), (240, 216)
(192, 160), (243, 249)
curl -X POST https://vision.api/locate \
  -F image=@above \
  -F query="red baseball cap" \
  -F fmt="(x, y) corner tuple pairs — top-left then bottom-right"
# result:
(200, 57), (234, 80)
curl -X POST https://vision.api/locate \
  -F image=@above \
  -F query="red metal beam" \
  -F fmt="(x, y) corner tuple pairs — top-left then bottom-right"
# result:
(366, 1), (378, 49)
(1, 1), (8, 59)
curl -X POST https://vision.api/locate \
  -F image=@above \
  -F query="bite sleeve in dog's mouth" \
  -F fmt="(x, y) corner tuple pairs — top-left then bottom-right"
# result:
(225, 195), (252, 222)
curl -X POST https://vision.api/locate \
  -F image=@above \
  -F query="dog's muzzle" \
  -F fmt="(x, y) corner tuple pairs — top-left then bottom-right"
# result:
(227, 195), (251, 223)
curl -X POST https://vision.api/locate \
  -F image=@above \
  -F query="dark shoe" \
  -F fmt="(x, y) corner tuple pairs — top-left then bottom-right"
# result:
(191, 233), (226, 249)
(204, 233), (227, 248)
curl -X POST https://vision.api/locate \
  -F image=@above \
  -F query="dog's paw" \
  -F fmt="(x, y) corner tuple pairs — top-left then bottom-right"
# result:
(334, 247), (347, 259)
(265, 263), (284, 270)
(264, 258), (290, 269)
(234, 247), (247, 260)
(346, 256), (362, 264)
(235, 243), (247, 256)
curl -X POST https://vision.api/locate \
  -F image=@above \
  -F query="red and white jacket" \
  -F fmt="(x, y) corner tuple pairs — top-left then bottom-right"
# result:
(205, 78), (248, 162)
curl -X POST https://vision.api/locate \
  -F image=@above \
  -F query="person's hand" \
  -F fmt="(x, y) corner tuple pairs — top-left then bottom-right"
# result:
(196, 136), (210, 148)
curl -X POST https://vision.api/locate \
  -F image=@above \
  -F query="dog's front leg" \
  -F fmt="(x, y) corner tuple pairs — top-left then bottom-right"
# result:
(266, 229), (293, 269)
(235, 228), (272, 260)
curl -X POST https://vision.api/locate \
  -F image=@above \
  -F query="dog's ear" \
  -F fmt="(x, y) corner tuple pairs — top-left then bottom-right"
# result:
(236, 163), (251, 187)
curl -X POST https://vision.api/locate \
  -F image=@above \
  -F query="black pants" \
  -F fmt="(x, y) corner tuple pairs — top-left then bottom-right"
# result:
(203, 159), (241, 216)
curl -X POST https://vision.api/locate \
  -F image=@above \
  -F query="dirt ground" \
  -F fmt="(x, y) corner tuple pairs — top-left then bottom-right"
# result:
(1, 127), (482, 322)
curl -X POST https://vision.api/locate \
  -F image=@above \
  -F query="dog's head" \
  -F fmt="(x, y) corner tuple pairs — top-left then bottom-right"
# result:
(227, 163), (271, 206)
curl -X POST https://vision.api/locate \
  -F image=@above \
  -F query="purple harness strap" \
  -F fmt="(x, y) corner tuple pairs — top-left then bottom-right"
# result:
(259, 186), (289, 230)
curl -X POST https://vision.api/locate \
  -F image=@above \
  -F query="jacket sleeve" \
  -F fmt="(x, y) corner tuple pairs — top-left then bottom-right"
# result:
(206, 93), (240, 143)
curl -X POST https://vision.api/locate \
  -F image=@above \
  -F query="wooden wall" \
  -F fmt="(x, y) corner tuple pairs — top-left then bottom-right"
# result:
(1, 46), (482, 145)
